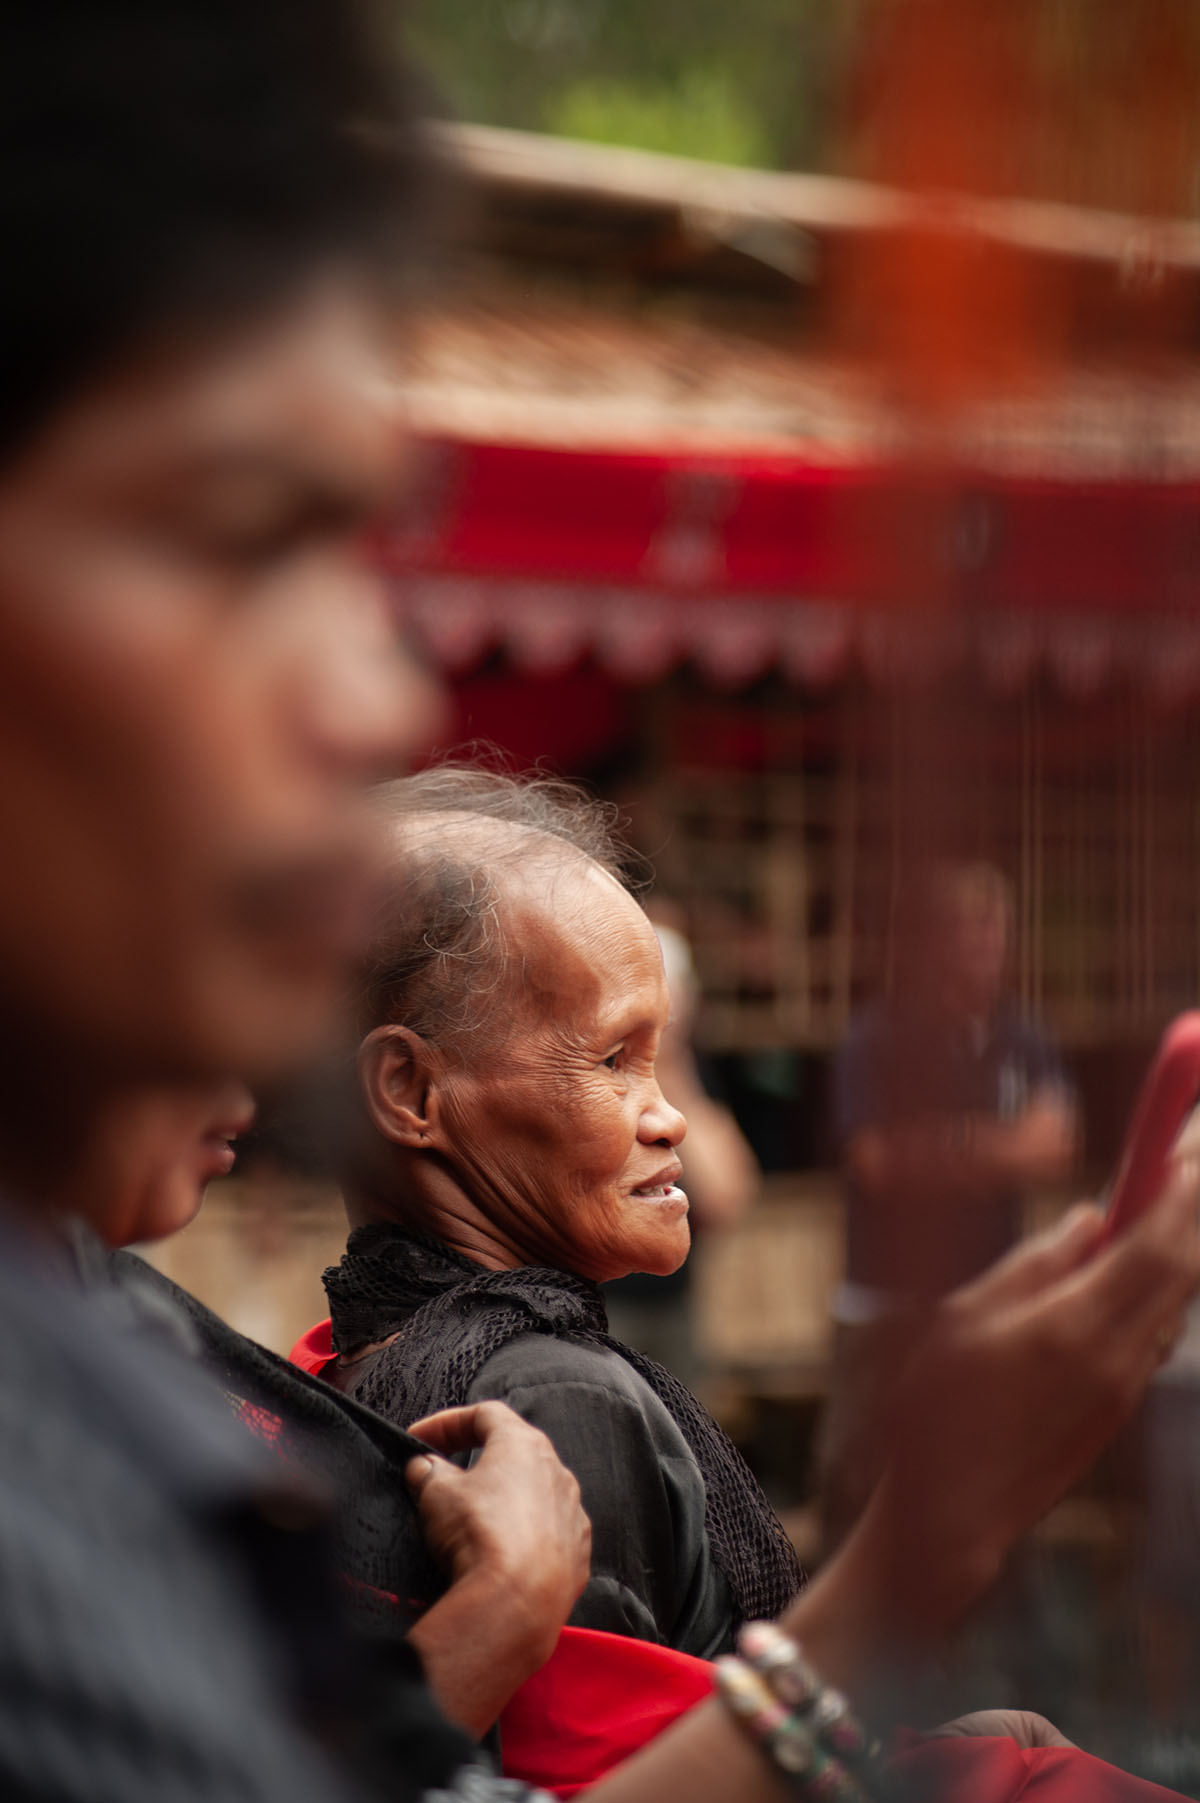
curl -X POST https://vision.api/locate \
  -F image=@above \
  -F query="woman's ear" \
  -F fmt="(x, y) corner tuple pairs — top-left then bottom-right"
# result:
(357, 1025), (441, 1150)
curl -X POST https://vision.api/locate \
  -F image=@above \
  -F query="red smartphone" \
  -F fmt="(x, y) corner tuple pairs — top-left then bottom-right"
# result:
(1101, 1012), (1200, 1243)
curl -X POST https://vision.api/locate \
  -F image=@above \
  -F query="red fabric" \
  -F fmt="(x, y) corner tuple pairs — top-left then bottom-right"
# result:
(891, 1735), (1186, 1803)
(499, 1627), (713, 1800)
(499, 1638), (1191, 1802)
(290, 1317), (335, 1377)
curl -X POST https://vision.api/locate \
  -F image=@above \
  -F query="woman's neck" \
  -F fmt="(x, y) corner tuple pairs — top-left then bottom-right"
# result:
(345, 1161), (532, 1273)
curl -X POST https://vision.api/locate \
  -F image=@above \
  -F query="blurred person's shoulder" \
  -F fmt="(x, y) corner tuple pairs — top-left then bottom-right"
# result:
(0, 1210), (349, 1803)
(992, 1003), (1062, 1064)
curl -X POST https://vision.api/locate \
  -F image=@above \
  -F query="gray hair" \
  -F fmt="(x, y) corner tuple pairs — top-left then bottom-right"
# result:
(355, 763), (642, 1059)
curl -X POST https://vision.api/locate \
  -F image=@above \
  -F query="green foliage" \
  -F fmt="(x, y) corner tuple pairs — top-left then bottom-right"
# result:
(545, 66), (770, 167)
(403, 0), (849, 172)
(402, 2), (1200, 202)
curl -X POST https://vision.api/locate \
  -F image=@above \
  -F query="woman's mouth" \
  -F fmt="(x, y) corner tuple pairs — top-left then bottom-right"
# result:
(630, 1167), (687, 1207)
(199, 1133), (239, 1180)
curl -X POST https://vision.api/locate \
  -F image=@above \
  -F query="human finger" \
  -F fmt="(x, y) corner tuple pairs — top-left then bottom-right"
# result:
(951, 1202), (1104, 1315)
(1074, 1158), (1200, 1326)
(1036, 1168), (1200, 1420)
(406, 1400), (527, 1457)
(404, 1452), (443, 1497)
(927, 1710), (1074, 1750)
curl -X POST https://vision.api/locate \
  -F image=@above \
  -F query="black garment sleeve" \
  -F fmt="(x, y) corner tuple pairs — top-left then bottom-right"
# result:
(466, 1334), (732, 1659)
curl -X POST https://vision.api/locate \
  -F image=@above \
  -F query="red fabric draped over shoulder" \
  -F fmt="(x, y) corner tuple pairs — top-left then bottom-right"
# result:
(290, 1318), (336, 1376)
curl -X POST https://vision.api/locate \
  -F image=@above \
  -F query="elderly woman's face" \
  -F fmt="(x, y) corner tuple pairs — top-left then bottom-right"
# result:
(438, 860), (690, 1284)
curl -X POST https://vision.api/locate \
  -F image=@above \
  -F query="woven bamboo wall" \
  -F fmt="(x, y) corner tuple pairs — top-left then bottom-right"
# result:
(652, 681), (1200, 1051)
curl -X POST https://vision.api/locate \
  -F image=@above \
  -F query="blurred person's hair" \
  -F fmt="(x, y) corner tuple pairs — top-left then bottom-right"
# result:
(888, 858), (1013, 984)
(0, 0), (436, 463)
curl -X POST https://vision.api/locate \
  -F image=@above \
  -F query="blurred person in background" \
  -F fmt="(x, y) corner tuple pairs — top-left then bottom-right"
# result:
(819, 862), (1079, 1554)
(604, 894), (759, 1392)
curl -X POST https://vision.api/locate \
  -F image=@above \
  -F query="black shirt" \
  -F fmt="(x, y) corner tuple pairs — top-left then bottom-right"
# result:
(468, 1334), (733, 1657)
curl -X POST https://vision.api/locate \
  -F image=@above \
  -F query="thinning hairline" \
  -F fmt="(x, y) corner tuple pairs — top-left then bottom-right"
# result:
(373, 810), (636, 1049)
(381, 808), (627, 891)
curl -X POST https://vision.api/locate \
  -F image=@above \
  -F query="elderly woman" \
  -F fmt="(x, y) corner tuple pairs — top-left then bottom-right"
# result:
(315, 766), (792, 1655)
(300, 763), (1198, 1686)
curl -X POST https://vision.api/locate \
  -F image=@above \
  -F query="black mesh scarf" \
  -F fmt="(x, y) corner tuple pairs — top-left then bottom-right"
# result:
(324, 1225), (803, 1630)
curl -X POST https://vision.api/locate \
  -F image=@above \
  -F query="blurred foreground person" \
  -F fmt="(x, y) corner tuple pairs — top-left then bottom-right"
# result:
(51, 1079), (593, 1741)
(819, 862), (1079, 1551)
(0, 0), (591, 1795)
(50, 1080), (258, 1244)
(1, 4), (1197, 1801)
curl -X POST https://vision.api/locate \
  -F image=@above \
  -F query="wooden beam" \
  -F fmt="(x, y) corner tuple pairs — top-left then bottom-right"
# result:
(430, 120), (1200, 276)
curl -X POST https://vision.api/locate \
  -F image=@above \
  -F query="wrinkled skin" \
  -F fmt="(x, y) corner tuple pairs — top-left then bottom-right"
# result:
(403, 1400), (592, 1736)
(356, 841), (691, 1283)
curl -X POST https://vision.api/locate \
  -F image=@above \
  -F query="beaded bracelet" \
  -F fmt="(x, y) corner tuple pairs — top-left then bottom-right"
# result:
(712, 1656), (871, 1800)
(738, 1621), (883, 1782)
(712, 1623), (882, 1799)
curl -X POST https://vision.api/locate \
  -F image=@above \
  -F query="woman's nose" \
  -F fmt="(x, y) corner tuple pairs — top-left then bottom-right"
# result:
(639, 1086), (687, 1148)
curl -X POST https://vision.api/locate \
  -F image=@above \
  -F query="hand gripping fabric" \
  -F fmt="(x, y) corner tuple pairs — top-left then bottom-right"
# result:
(321, 1226), (803, 1631)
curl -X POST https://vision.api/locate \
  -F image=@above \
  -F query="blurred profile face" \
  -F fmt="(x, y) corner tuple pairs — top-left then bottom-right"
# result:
(938, 892), (1009, 1016)
(59, 1080), (257, 1248)
(428, 859), (691, 1283)
(0, 278), (435, 1082)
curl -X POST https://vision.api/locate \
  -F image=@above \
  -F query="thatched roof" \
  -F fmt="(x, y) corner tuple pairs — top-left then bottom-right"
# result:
(400, 125), (1200, 471)
(435, 123), (1200, 275)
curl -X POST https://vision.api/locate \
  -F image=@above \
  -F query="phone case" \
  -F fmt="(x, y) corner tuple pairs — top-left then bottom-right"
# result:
(1102, 1011), (1200, 1242)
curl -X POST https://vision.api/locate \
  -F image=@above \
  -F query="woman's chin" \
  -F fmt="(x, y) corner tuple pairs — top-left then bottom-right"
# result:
(131, 1193), (206, 1247)
(620, 1221), (692, 1280)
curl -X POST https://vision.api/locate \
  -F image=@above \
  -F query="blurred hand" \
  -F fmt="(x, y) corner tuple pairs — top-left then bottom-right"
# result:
(406, 1400), (591, 1666)
(997, 1091), (1079, 1182)
(872, 1160), (1200, 1632)
(927, 1710), (1074, 1749)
